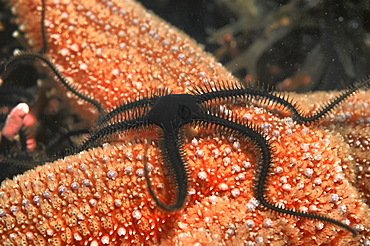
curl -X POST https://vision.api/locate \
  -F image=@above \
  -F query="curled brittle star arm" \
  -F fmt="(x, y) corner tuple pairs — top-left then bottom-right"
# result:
(194, 113), (357, 237)
(144, 127), (189, 211)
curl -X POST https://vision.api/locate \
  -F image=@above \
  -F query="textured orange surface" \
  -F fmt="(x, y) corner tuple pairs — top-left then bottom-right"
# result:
(0, 0), (369, 245)
(8, 0), (234, 120)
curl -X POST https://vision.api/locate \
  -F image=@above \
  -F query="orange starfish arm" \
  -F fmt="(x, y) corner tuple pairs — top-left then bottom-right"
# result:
(6, 0), (234, 120)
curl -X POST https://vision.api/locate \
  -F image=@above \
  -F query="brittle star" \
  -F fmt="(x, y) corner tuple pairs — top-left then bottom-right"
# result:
(4, 0), (369, 238)
(7, 51), (368, 238)
(72, 78), (370, 237)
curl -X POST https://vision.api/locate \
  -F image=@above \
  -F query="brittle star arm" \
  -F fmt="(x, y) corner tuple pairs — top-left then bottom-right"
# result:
(5, 53), (105, 116)
(193, 78), (370, 123)
(75, 116), (151, 154)
(143, 126), (189, 211)
(196, 111), (357, 237)
(97, 96), (159, 126)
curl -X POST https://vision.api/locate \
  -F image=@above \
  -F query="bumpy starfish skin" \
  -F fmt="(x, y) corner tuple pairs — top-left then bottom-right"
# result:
(7, 0), (234, 120)
(288, 91), (370, 207)
(1, 0), (370, 245)
(0, 91), (370, 245)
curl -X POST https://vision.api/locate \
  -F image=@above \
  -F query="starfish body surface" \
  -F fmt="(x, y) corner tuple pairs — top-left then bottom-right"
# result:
(0, 0), (369, 245)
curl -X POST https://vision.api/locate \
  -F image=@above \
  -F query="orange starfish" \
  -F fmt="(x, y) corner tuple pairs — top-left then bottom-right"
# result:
(0, 0), (369, 245)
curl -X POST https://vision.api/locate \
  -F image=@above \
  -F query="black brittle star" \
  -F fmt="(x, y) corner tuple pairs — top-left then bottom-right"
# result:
(69, 77), (368, 237)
